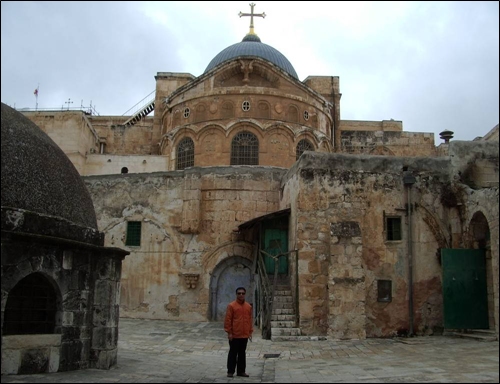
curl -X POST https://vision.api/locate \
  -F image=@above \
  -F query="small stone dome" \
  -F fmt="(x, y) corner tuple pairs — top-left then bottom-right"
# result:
(204, 34), (298, 79)
(1, 102), (98, 231)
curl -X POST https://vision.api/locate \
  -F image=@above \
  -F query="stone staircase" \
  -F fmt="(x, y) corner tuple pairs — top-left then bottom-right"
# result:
(270, 285), (302, 341)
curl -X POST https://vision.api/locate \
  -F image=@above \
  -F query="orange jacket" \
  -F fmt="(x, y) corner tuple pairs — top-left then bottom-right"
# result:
(224, 300), (253, 339)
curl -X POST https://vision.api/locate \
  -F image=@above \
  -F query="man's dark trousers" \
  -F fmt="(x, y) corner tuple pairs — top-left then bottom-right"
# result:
(227, 338), (248, 374)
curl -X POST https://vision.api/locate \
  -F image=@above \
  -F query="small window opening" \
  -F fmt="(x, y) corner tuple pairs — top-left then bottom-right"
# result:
(242, 101), (250, 111)
(121, 167), (128, 174)
(183, 107), (190, 118)
(386, 217), (402, 241)
(126, 221), (142, 246)
(378, 280), (392, 302)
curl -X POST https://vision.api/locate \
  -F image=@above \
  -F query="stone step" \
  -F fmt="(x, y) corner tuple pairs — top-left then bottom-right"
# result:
(271, 314), (296, 321)
(445, 329), (498, 342)
(271, 335), (329, 342)
(270, 320), (297, 328)
(273, 290), (292, 296)
(272, 302), (294, 310)
(271, 308), (295, 315)
(273, 295), (293, 303)
(271, 327), (301, 337)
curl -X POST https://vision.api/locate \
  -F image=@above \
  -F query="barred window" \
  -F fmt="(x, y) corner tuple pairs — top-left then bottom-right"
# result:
(296, 139), (314, 160)
(231, 131), (259, 165)
(176, 137), (194, 170)
(126, 221), (142, 246)
(3, 273), (57, 335)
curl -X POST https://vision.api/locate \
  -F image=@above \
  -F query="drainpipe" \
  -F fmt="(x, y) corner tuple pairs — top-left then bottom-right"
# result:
(403, 171), (416, 336)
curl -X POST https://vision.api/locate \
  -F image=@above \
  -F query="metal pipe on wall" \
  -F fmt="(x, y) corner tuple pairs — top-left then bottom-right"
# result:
(403, 171), (416, 336)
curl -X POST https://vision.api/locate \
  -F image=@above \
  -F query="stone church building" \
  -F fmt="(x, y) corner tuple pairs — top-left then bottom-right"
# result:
(10, 5), (499, 343)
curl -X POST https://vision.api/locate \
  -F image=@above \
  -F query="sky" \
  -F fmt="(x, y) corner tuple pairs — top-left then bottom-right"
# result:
(1, 1), (498, 141)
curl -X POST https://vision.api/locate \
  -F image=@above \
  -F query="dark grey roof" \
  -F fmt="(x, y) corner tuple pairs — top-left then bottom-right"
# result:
(1, 102), (98, 230)
(204, 34), (298, 79)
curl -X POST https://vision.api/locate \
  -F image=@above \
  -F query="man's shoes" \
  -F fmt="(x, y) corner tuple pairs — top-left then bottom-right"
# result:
(227, 373), (234, 378)
(237, 373), (250, 377)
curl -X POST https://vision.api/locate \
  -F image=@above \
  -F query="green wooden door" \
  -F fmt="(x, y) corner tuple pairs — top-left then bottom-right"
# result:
(441, 249), (488, 329)
(262, 227), (288, 275)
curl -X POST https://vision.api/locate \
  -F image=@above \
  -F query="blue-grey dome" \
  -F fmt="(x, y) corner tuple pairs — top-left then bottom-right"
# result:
(204, 34), (298, 79)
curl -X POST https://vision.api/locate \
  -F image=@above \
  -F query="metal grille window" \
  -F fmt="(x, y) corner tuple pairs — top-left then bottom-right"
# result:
(126, 221), (142, 246)
(3, 273), (57, 335)
(377, 280), (392, 302)
(386, 217), (402, 241)
(176, 137), (194, 170)
(231, 131), (259, 165)
(296, 139), (314, 160)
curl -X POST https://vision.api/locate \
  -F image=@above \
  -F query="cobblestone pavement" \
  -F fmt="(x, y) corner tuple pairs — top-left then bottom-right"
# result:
(2, 318), (498, 383)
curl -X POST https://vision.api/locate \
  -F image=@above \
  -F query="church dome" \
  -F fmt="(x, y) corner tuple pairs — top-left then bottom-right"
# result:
(204, 34), (299, 79)
(1, 103), (98, 231)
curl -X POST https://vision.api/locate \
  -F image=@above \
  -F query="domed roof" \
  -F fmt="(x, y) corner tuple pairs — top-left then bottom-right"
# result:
(204, 34), (298, 79)
(1, 102), (98, 230)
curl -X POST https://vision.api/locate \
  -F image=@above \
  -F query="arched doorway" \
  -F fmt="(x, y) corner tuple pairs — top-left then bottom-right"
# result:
(209, 256), (255, 321)
(469, 211), (495, 330)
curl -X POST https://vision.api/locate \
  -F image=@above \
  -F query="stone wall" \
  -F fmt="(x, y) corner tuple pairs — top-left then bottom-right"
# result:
(340, 130), (436, 157)
(84, 167), (286, 321)
(282, 152), (455, 337)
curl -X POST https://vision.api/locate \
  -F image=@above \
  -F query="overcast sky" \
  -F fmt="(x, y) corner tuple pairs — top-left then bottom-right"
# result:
(1, 1), (498, 141)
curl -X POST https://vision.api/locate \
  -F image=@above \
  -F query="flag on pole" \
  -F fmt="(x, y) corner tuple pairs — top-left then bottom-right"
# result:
(34, 87), (38, 96)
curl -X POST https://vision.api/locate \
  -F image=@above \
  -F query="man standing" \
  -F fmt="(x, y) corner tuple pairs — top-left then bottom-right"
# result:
(224, 287), (253, 378)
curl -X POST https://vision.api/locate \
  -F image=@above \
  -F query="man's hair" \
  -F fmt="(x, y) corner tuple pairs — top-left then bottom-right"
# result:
(235, 287), (246, 293)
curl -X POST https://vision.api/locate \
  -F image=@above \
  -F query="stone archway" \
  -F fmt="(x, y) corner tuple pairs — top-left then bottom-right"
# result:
(469, 211), (495, 331)
(209, 256), (254, 321)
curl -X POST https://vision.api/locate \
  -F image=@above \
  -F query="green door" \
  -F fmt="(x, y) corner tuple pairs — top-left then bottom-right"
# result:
(441, 249), (488, 329)
(263, 228), (288, 274)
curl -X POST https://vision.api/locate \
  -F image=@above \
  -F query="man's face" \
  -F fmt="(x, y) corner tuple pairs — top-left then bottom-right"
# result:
(236, 290), (246, 303)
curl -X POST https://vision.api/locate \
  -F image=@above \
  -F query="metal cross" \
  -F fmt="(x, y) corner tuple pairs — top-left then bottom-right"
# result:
(65, 98), (73, 111)
(239, 3), (265, 35)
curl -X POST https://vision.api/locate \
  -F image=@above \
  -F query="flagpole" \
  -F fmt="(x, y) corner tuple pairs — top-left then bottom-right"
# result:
(34, 84), (39, 111)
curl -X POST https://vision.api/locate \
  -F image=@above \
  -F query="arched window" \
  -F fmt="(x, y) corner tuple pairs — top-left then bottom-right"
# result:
(231, 131), (259, 165)
(4, 273), (58, 335)
(121, 167), (128, 174)
(296, 139), (314, 160)
(177, 137), (195, 170)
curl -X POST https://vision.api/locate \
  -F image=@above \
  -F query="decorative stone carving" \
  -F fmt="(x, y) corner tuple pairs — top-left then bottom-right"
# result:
(183, 273), (199, 289)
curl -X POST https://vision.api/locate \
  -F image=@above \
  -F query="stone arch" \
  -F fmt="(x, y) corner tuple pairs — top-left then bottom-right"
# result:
(257, 101), (271, 119)
(209, 256), (254, 321)
(197, 125), (226, 165)
(221, 101), (235, 119)
(3, 271), (63, 335)
(286, 104), (299, 123)
(468, 211), (496, 331)
(370, 146), (395, 156)
(194, 103), (208, 123)
(204, 241), (256, 321)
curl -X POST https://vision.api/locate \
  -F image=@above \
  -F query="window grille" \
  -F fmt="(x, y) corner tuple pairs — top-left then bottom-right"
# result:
(3, 273), (57, 335)
(176, 137), (194, 170)
(231, 131), (259, 165)
(303, 111), (309, 120)
(386, 217), (402, 241)
(242, 101), (250, 111)
(183, 107), (190, 118)
(296, 139), (314, 160)
(126, 221), (142, 246)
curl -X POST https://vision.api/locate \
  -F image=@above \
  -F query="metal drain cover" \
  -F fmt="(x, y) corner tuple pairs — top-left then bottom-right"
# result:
(263, 353), (280, 358)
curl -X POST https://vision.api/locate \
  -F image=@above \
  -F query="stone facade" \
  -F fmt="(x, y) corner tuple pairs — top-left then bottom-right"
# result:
(12, 25), (499, 343)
